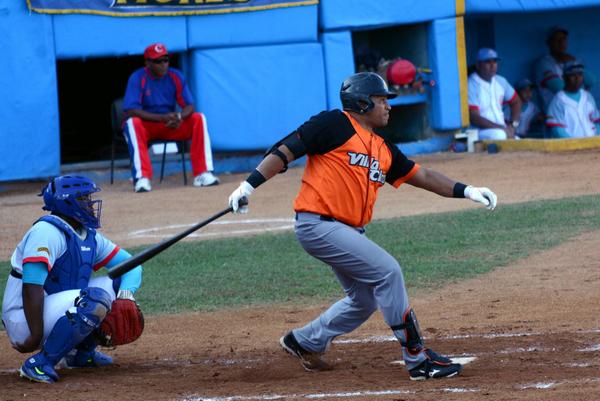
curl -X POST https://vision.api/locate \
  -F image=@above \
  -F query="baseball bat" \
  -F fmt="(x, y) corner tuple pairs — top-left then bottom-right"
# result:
(107, 197), (248, 279)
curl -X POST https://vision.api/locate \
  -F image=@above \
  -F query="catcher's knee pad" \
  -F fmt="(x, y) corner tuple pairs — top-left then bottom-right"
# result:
(390, 308), (424, 356)
(74, 287), (112, 328)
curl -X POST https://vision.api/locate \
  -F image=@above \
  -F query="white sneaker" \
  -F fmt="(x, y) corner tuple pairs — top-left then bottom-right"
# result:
(134, 177), (152, 192)
(193, 172), (220, 187)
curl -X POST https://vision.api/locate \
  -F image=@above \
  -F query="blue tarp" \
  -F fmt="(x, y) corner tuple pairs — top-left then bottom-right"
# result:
(321, 31), (355, 110)
(188, 5), (317, 49)
(53, 15), (187, 59)
(428, 18), (464, 129)
(191, 43), (327, 152)
(319, 0), (457, 31)
(0, 1), (60, 180)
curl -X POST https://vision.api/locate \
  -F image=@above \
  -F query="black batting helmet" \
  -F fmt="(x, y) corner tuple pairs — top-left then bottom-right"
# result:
(340, 72), (397, 114)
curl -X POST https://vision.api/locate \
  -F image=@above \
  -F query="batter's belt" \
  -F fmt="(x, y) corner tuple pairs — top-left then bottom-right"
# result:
(295, 212), (365, 233)
(295, 212), (335, 222)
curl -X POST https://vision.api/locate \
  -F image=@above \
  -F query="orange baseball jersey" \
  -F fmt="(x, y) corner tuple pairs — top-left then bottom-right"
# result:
(293, 110), (420, 227)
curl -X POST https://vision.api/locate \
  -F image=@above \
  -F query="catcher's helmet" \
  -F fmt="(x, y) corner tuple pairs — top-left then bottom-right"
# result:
(41, 175), (102, 229)
(340, 72), (397, 114)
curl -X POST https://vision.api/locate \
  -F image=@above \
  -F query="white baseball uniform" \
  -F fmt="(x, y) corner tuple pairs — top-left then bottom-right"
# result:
(468, 72), (517, 140)
(546, 89), (600, 138)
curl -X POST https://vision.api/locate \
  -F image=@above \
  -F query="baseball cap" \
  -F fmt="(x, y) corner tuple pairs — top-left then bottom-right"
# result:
(476, 48), (501, 62)
(514, 78), (537, 91)
(144, 43), (169, 60)
(563, 60), (584, 76)
(546, 26), (568, 41)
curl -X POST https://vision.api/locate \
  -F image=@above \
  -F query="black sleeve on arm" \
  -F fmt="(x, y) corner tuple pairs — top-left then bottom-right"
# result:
(264, 109), (355, 165)
(262, 133), (304, 174)
(384, 139), (417, 184)
(265, 131), (306, 160)
(281, 134), (306, 158)
(262, 132), (305, 174)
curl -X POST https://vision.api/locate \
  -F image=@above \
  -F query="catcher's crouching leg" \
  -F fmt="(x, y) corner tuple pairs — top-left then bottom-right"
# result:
(20, 287), (112, 383)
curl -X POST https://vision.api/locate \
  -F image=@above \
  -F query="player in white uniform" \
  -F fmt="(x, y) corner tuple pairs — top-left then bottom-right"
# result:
(1, 175), (143, 383)
(546, 61), (600, 138)
(468, 48), (521, 140)
(535, 26), (596, 112)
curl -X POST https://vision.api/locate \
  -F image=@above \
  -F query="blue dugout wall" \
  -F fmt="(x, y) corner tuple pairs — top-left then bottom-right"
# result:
(0, 2), (59, 181)
(3, 0), (600, 181)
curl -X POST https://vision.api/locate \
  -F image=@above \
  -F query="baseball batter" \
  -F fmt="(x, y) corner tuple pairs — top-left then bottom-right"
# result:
(2, 175), (143, 383)
(228, 72), (497, 380)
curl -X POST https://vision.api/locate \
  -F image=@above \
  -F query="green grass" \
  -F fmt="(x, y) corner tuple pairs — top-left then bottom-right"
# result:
(1, 194), (599, 316)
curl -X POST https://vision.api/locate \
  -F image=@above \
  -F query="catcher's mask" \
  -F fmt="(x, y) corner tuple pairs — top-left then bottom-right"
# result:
(40, 175), (102, 229)
(340, 72), (397, 114)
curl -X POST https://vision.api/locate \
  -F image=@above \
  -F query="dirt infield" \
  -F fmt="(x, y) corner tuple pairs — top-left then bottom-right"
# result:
(1, 150), (600, 400)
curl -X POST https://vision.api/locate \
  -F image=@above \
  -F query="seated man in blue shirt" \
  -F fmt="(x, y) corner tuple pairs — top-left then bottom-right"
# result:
(123, 43), (219, 192)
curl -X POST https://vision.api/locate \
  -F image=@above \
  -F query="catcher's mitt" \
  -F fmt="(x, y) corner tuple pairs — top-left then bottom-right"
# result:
(95, 299), (144, 347)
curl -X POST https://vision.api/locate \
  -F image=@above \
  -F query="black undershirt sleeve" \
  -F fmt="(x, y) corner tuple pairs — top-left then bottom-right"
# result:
(295, 110), (355, 155)
(265, 110), (356, 160)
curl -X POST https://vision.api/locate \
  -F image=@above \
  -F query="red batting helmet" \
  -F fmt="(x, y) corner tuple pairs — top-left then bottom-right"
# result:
(386, 59), (417, 86)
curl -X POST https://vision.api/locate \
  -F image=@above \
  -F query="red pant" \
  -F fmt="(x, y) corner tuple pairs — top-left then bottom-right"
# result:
(123, 112), (214, 180)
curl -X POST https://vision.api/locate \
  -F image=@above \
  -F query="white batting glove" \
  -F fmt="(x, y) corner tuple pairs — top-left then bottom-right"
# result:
(228, 181), (254, 214)
(464, 186), (497, 211)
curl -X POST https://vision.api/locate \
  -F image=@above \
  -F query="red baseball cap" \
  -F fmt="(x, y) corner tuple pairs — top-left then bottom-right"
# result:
(144, 43), (169, 60)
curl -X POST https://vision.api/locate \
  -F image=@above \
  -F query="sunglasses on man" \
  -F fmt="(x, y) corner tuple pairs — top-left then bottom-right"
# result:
(151, 57), (169, 64)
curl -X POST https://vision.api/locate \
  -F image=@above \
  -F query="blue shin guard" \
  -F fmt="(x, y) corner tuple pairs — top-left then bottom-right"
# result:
(63, 334), (113, 368)
(20, 287), (111, 383)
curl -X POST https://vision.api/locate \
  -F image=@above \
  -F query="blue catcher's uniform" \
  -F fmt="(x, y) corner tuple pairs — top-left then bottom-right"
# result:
(41, 215), (98, 294)
(39, 216), (120, 296)
(1, 175), (142, 384)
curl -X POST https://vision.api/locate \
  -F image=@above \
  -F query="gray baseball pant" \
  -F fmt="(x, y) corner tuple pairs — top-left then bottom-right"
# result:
(292, 212), (427, 370)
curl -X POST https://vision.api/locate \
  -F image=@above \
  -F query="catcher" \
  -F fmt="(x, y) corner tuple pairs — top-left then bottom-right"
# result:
(1, 175), (144, 383)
